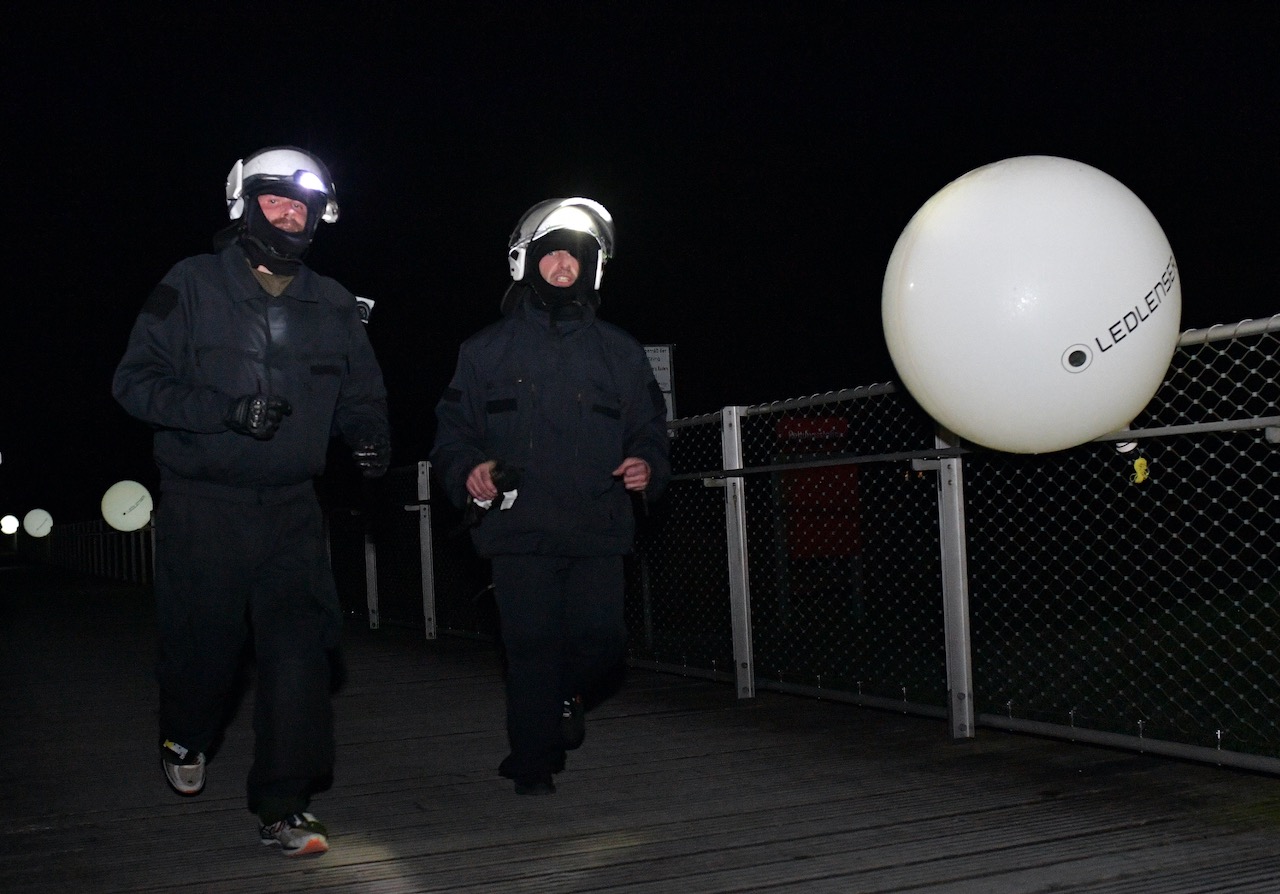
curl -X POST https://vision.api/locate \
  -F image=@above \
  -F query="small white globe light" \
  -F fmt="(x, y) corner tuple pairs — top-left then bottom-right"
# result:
(1, 515), (18, 535)
(101, 480), (154, 532)
(23, 508), (53, 538)
(882, 155), (1182, 453)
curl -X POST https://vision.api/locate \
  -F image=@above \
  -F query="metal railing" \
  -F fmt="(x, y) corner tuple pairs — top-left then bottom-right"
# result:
(16, 519), (155, 585)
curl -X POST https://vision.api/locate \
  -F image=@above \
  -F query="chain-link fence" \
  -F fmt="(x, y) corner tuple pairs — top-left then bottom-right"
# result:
(617, 315), (1278, 772)
(626, 412), (739, 681)
(735, 388), (947, 709)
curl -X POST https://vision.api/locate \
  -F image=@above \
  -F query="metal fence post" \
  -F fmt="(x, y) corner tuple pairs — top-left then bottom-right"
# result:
(417, 460), (437, 640)
(722, 406), (755, 698)
(364, 530), (380, 630)
(934, 430), (975, 739)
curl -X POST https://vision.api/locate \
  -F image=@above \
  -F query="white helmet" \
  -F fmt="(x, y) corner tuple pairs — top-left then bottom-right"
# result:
(225, 146), (340, 224)
(507, 197), (615, 289)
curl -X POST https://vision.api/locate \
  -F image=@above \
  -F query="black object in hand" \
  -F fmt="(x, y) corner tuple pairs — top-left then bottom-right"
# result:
(352, 437), (391, 479)
(490, 462), (521, 494)
(225, 394), (292, 440)
(454, 462), (523, 534)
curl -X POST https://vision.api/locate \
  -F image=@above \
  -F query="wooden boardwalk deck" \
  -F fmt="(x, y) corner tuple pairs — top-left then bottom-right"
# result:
(4, 555), (1280, 893)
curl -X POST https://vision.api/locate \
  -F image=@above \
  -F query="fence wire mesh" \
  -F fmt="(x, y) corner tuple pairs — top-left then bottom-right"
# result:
(733, 390), (944, 703)
(1135, 318), (1280, 429)
(626, 413), (735, 675)
(965, 431), (1280, 756)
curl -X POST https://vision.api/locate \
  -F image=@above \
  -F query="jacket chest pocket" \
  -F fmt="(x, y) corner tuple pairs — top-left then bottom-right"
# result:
(483, 382), (526, 453)
(577, 385), (625, 462)
(300, 352), (345, 408)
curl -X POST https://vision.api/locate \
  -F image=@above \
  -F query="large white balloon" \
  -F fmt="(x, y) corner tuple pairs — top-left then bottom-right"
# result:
(102, 480), (153, 532)
(882, 156), (1182, 453)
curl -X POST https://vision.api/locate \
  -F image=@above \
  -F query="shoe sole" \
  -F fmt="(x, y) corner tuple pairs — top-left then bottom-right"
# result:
(286, 836), (329, 857)
(165, 782), (204, 796)
(162, 762), (205, 796)
(261, 835), (329, 856)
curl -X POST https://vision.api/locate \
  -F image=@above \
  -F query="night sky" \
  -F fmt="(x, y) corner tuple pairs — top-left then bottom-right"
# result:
(4, 3), (1277, 522)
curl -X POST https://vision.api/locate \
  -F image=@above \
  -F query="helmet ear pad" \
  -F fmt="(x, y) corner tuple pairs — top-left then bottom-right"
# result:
(508, 245), (527, 282)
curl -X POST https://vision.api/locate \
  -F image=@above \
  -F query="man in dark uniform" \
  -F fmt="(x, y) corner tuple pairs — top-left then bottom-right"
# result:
(431, 197), (670, 795)
(113, 146), (390, 856)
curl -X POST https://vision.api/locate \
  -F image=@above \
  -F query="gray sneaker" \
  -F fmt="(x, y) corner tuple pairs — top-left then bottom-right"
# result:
(259, 812), (329, 856)
(160, 740), (205, 796)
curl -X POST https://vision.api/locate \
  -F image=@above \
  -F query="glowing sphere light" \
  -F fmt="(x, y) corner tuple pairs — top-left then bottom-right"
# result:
(882, 155), (1182, 453)
(23, 509), (53, 538)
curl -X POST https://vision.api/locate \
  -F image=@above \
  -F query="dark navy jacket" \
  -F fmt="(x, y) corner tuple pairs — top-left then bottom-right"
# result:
(431, 293), (670, 557)
(113, 244), (388, 494)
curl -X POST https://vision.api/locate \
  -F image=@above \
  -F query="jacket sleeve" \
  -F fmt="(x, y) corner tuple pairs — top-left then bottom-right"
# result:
(430, 346), (491, 508)
(333, 312), (390, 447)
(622, 346), (672, 501)
(111, 272), (234, 433)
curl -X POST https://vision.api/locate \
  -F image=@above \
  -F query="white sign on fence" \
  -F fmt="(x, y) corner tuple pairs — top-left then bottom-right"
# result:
(644, 344), (676, 423)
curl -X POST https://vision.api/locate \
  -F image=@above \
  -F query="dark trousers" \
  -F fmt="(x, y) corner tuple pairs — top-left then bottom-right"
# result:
(153, 485), (340, 820)
(491, 554), (627, 779)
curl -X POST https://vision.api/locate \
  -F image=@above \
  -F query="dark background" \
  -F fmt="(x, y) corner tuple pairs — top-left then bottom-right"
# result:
(4, 2), (1277, 523)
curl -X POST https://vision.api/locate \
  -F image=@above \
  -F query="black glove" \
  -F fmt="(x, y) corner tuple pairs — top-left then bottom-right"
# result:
(352, 437), (391, 479)
(490, 462), (522, 494)
(225, 394), (292, 440)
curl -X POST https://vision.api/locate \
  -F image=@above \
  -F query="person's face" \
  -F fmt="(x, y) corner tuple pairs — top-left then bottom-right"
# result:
(538, 250), (581, 287)
(256, 193), (308, 233)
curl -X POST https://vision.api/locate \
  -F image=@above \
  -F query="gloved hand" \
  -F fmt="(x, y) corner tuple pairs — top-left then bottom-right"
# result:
(352, 437), (391, 479)
(490, 462), (521, 494)
(224, 394), (292, 440)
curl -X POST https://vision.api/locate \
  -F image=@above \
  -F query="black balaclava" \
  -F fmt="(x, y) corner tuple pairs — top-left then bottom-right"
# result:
(524, 229), (600, 317)
(237, 184), (325, 274)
